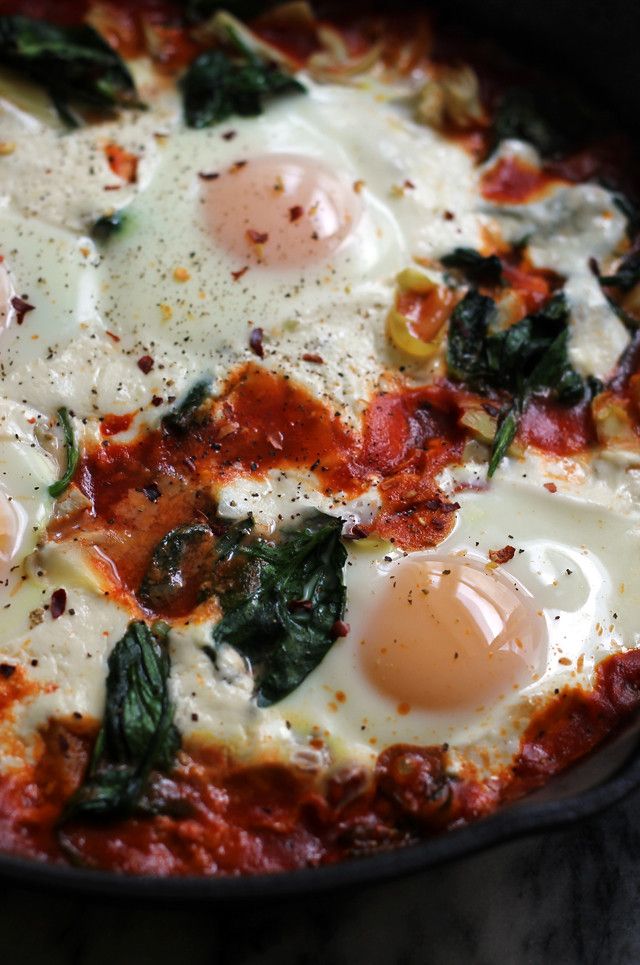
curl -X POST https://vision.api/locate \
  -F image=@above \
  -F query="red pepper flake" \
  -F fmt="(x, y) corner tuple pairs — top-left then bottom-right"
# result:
(488, 545), (516, 565)
(544, 482), (558, 493)
(198, 171), (219, 180)
(105, 329), (121, 342)
(230, 160), (247, 173)
(232, 266), (249, 282)
(0, 663), (16, 679)
(331, 620), (350, 639)
(137, 355), (154, 374)
(443, 210), (455, 220)
(151, 395), (163, 407)
(11, 296), (34, 325)
(302, 352), (324, 364)
(249, 327), (264, 358)
(289, 205), (304, 222)
(50, 588), (67, 619)
(404, 179), (415, 189)
(246, 229), (268, 245)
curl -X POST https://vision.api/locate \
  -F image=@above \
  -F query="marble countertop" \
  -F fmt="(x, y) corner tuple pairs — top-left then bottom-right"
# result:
(1, 785), (638, 965)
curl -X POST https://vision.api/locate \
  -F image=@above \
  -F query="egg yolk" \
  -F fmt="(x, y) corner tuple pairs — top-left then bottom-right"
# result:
(202, 153), (361, 268)
(360, 557), (547, 712)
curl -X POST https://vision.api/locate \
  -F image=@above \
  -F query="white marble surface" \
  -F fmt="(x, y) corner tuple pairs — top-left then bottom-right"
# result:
(1, 785), (639, 965)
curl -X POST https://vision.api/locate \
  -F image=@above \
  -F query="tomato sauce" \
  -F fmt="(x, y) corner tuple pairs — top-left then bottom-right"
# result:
(52, 364), (465, 607)
(480, 156), (564, 204)
(0, 648), (637, 875)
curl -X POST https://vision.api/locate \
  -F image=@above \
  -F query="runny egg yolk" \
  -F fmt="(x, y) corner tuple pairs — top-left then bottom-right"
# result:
(359, 558), (547, 713)
(202, 153), (361, 268)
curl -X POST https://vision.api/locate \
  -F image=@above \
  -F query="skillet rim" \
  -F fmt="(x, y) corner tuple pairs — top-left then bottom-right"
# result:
(1, 731), (639, 901)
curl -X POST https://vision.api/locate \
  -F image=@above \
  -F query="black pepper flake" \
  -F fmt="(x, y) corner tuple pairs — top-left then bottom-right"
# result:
(249, 327), (264, 357)
(198, 171), (219, 180)
(11, 296), (35, 325)
(50, 588), (67, 619)
(137, 354), (154, 374)
(151, 395), (163, 407)
(0, 663), (16, 678)
(142, 482), (161, 502)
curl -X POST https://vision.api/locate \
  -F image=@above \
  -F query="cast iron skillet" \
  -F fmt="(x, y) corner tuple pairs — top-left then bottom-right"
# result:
(1, 0), (640, 899)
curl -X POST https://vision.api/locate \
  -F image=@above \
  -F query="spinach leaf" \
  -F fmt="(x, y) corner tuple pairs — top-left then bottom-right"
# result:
(91, 211), (127, 244)
(446, 291), (589, 475)
(210, 512), (347, 706)
(139, 516), (255, 617)
(139, 523), (216, 616)
(62, 621), (180, 821)
(441, 248), (503, 287)
(600, 251), (640, 293)
(445, 290), (496, 384)
(490, 86), (601, 160)
(48, 407), (79, 498)
(181, 39), (304, 128)
(0, 15), (141, 127)
(162, 377), (212, 433)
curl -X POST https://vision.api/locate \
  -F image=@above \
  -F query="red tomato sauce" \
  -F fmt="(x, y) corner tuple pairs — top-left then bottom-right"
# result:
(0, 649), (638, 875)
(51, 365), (465, 608)
(480, 156), (564, 204)
(518, 396), (596, 455)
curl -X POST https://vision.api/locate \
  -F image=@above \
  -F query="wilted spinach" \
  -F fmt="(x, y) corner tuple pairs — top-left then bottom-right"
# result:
(181, 27), (304, 128)
(210, 512), (347, 706)
(0, 15), (141, 126)
(62, 621), (180, 821)
(490, 86), (602, 160)
(446, 290), (589, 475)
(441, 248), (503, 287)
(161, 378), (212, 434)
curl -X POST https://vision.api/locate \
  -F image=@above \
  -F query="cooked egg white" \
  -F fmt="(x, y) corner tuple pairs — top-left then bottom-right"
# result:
(0, 53), (637, 782)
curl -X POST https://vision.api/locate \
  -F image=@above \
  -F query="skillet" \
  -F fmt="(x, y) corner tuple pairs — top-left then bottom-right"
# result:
(0, 0), (639, 899)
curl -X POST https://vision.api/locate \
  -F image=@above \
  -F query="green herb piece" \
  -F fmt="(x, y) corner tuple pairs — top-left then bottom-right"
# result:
(139, 523), (216, 616)
(62, 621), (180, 821)
(210, 512), (347, 706)
(181, 38), (304, 128)
(600, 251), (640, 293)
(48, 407), (79, 498)
(0, 15), (142, 127)
(162, 378), (212, 433)
(446, 291), (589, 475)
(91, 211), (127, 244)
(487, 402), (520, 478)
(441, 248), (503, 287)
